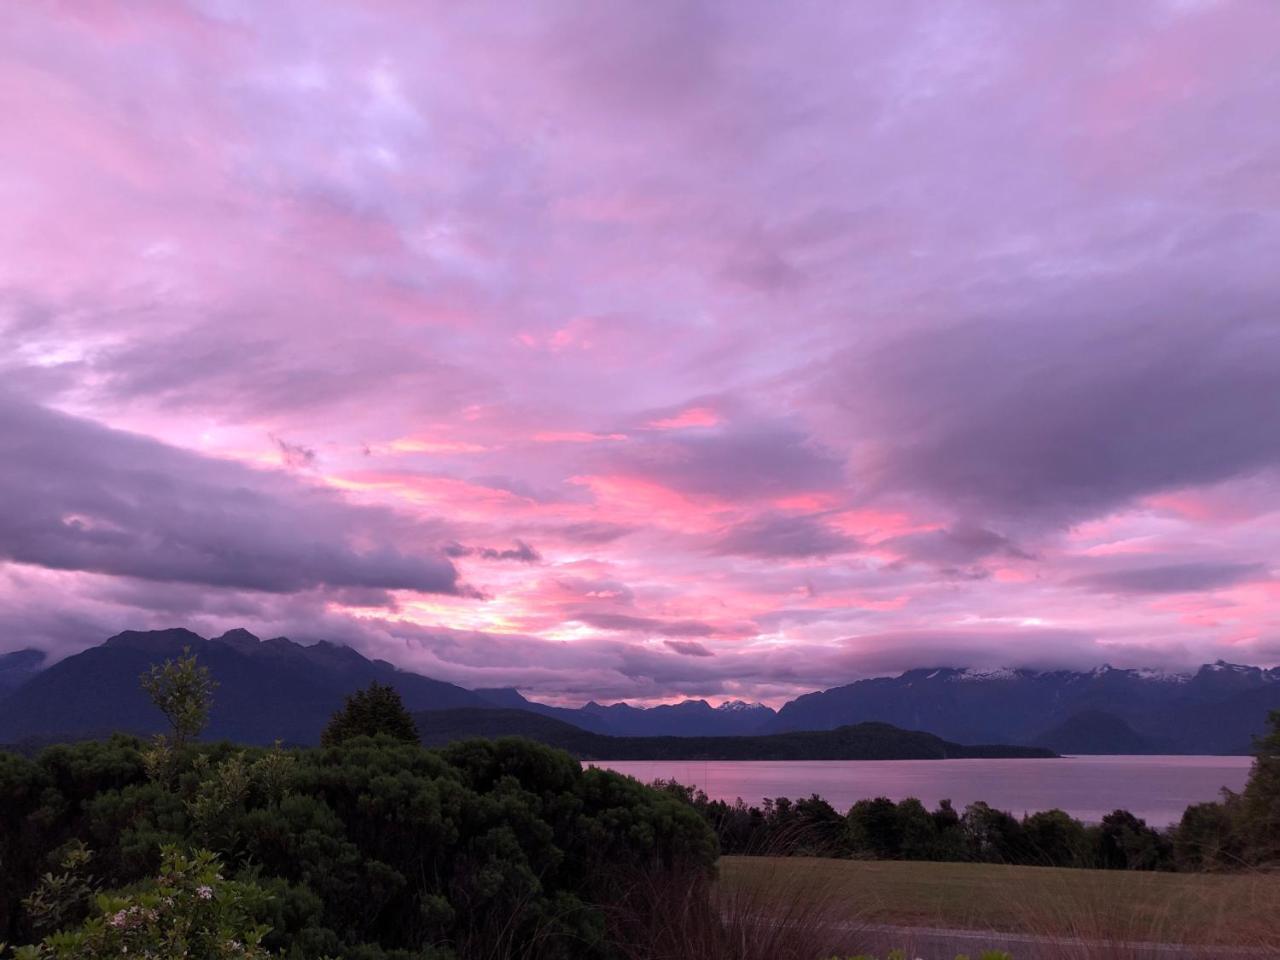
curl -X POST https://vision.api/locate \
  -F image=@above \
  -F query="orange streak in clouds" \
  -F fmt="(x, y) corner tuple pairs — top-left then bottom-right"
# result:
(387, 437), (490, 454)
(647, 407), (721, 430)
(329, 471), (536, 518)
(771, 493), (840, 511)
(532, 431), (628, 444)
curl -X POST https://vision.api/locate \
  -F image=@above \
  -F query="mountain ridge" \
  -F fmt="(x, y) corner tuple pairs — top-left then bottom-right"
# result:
(2, 627), (1278, 752)
(0, 627), (483, 746)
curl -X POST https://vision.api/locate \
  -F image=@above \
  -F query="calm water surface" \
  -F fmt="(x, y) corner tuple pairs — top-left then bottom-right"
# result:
(586, 756), (1252, 826)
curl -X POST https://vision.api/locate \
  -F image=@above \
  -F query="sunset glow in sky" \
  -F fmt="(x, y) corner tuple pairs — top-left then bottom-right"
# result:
(3, 1), (1279, 704)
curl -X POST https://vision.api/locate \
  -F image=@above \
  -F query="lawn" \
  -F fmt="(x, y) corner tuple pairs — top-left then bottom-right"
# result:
(718, 856), (1280, 947)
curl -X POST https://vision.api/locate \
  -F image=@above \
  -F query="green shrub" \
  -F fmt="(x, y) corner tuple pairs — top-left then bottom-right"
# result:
(13, 846), (269, 960)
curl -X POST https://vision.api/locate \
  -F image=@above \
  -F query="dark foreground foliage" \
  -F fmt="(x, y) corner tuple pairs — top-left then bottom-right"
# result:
(0, 734), (715, 959)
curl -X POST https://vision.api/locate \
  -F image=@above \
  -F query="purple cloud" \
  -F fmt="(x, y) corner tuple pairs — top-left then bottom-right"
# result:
(712, 512), (859, 559)
(572, 612), (720, 639)
(884, 524), (1031, 571)
(0, 394), (461, 595)
(606, 424), (847, 500)
(835, 314), (1280, 524)
(664, 639), (715, 658)
(445, 540), (542, 563)
(1071, 562), (1268, 595)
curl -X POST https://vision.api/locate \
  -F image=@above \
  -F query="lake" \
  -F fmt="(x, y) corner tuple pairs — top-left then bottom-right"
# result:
(586, 755), (1253, 826)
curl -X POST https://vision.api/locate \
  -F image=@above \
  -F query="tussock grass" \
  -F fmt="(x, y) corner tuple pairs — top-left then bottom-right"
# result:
(605, 857), (874, 960)
(720, 856), (1280, 955)
(1012, 864), (1280, 958)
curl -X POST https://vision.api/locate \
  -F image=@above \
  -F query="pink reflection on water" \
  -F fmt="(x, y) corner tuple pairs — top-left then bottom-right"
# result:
(586, 756), (1252, 826)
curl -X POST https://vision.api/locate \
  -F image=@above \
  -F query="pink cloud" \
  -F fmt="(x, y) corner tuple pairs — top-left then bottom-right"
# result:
(648, 406), (722, 430)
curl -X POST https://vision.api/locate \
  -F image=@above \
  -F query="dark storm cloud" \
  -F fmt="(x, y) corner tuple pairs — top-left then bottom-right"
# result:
(839, 312), (1280, 523)
(712, 512), (859, 558)
(1070, 561), (1268, 595)
(445, 540), (542, 563)
(0, 395), (461, 595)
(663, 639), (715, 657)
(885, 524), (1031, 567)
(272, 435), (317, 469)
(550, 521), (634, 544)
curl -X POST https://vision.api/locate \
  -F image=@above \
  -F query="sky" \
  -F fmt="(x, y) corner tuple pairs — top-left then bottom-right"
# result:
(2, 0), (1279, 705)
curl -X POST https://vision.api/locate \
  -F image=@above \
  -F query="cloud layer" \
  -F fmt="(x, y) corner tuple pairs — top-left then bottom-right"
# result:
(2, 0), (1279, 700)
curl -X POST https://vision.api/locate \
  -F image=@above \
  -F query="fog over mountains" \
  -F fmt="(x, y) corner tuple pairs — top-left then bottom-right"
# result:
(1, 628), (1277, 754)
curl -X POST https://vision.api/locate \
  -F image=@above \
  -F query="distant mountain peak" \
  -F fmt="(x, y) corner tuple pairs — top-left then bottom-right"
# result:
(0, 648), (46, 699)
(952, 666), (1021, 682)
(0, 649), (46, 668)
(1133, 666), (1191, 683)
(212, 628), (262, 652)
(104, 627), (205, 651)
(1207, 659), (1253, 673)
(716, 699), (765, 712)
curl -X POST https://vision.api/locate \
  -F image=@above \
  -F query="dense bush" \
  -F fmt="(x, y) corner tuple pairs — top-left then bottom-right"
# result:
(661, 778), (1176, 869)
(0, 734), (715, 959)
(662, 709), (1280, 874)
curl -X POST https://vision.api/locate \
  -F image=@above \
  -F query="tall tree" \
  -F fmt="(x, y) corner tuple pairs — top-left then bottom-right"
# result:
(139, 647), (216, 750)
(321, 681), (419, 746)
(1240, 709), (1280, 865)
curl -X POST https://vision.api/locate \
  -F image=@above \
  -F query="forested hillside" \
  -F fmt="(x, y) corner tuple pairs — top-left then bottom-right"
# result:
(414, 708), (1056, 760)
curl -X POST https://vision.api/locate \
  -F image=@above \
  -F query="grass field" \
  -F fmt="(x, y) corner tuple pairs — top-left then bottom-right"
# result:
(719, 856), (1280, 948)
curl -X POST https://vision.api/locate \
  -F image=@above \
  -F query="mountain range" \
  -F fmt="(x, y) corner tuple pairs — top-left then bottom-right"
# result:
(771, 664), (1280, 755)
(0, 628), (1277, 753)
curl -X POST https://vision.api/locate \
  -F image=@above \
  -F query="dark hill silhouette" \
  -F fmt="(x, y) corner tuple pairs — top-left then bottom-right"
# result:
(412, 707), (1057, 760)
(0, 649), (44, 700)
(0, 628), (482, 746)
(1032, 710), (1165, 755)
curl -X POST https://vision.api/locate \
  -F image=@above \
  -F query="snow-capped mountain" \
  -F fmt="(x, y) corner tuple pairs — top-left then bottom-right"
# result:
(770, 661), (1280, 753)
(716, 699), (767, 712)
